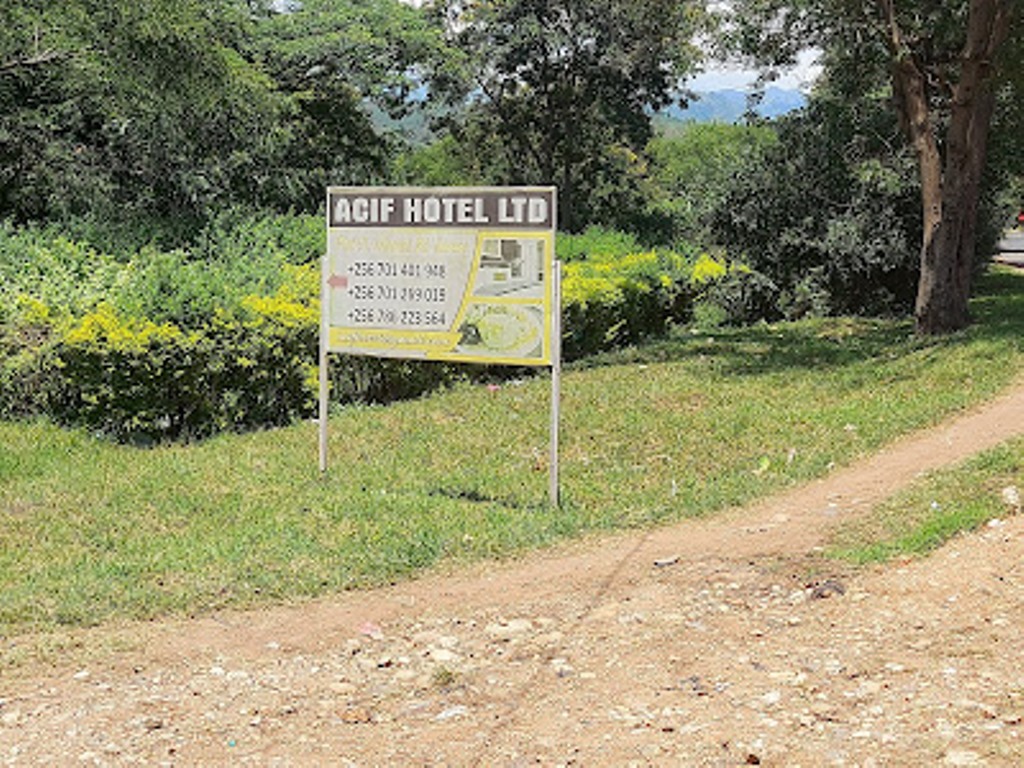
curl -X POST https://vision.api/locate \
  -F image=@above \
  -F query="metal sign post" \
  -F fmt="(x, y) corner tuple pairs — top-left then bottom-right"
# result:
(318, 252), (330, 475)
(548, 260), (562, 508)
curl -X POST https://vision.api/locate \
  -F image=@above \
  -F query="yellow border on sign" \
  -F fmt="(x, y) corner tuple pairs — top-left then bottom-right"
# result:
(325, 219), (554, 366)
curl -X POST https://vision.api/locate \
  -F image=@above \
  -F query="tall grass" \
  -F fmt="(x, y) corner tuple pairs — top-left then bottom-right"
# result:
(2, 268), (1023, 635)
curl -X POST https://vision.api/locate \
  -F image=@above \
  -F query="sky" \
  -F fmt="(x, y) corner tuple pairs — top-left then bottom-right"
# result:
(685, 48), (823, 92)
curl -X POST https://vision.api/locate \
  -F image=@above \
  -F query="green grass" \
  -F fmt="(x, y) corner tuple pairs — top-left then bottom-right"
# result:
(2, 267), (1024, 636)
(828, 435), (1024, 564)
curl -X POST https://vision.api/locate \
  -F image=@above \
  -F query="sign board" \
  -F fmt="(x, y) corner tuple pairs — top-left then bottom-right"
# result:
(319, 186), (562, 506)
(325, 186), (556, 366)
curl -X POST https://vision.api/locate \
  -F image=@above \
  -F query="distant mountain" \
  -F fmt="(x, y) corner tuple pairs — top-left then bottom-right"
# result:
(661, 87), (807, 124)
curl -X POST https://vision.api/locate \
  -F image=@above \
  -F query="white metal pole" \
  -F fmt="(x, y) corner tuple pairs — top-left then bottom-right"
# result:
(318, 252), (330, 474)
(549, 260), (562, 508)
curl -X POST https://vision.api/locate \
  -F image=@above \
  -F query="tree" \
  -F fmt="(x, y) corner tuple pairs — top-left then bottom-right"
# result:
(0, 0), (285, 237)
(727, 0), (1020, 334)
(252, 0), (451, 209)
(647, 122), (778, 244)
(428, 0), (705, 233)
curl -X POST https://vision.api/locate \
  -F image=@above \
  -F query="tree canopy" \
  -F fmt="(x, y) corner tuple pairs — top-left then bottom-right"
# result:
(0, 0), (452, 237)
(3, 0), (1023, 336)
(723, 0), (1021, 333)
(0, 0), (281, 233)
(427, 0), (706, 233)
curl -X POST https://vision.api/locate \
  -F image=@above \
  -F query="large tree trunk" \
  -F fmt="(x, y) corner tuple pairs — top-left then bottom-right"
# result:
(889, 52), (944, 324)
(915, 77), (997, 334)
(914, 0), (1008, 334)
(881, 0), (1012, 335)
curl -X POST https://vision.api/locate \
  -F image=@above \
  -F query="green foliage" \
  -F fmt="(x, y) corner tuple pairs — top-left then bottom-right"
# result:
(557, 227), (646, 264)
(49, 290), (319, 442)
(108, 212), (324, 328)
(254, 0), (445, 113)
(0, 218), (326, 439)
(0, 0), (456, 231)
(1, 218), (706, 439)
(0, 222), (124, 318)
(648, 122), (779, 244)
(0, 214), (323, 323)
(982, 40), (1024, 249)
(192, 209), (325, 267)
(430, 0), (705, 234)
(0, 0), (287, 229)
(711, 89), (923, 318)
(250, 0), (452, 210)
(391, 135), (491, 187)
(561, 247), (695, 359)
(0, 295), (61, 419)
(688, 251), (779, 327)
(722, 0), (1022, 334)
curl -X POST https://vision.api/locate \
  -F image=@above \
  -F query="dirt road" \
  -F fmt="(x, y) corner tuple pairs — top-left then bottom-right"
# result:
(3, 382), (1024, 766)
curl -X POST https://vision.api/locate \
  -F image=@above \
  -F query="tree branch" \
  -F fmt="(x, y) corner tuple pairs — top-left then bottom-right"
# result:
(0, 49), (67, 74)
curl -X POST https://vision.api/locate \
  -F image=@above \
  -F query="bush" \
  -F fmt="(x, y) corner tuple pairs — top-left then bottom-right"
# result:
(688, 252), (780, 327)
(712, 91), (922, 319)
(0, 295), (62, 419)
(561, 247), (695, 359)
(49, 295), (319, 442)
(192, 209), (324, 267)
(0, 222), (124, 318)
(557, 226), (646, 263)
(1, 218), (705, 441)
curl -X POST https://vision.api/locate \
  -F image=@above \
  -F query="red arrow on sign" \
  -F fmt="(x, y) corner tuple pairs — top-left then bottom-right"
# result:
(327, 274), (349, 290)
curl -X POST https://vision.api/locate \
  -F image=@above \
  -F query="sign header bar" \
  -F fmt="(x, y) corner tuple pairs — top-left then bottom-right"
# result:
(328, 188), (555, 229)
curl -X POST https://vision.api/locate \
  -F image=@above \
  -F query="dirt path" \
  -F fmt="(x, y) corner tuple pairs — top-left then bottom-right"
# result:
(3, 383), (1024, 766)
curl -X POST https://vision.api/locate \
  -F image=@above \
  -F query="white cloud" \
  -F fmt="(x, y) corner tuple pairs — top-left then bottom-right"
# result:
(687, 48), (822, 92)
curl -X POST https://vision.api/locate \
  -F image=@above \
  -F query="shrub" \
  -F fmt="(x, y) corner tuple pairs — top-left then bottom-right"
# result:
(712, 90), (922, 319)
(109, 212), (324, 328)
(50, 295), (319, 442)
(1, 219), (705, 441)
(51, 305), (196, 440)
(561, 248), (694, 359)
(330, 357), (465, 406)
(192, 209), (324, 266)
(0, 295), (62, 419)
(0, 222), (125, 317)
(557, 226), (646, 263)
(688, 252), (780, 327)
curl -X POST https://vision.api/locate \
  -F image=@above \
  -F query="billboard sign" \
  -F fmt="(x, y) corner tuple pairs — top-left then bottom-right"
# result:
(325, 186), (556, 366)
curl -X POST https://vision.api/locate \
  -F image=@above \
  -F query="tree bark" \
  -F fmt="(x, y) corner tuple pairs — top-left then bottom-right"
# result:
(908, 0), (1012, 334)
(916, 66), (998, 333)
(0, 50), (66, 73)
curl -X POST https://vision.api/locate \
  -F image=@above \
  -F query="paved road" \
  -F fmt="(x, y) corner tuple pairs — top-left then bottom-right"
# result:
(996, 229), (1024, 268)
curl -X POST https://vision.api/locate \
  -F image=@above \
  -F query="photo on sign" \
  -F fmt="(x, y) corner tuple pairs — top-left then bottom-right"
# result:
(472, 237), (546, 298)
(456, 303), (544, 360)
(453, 234), (548, 361)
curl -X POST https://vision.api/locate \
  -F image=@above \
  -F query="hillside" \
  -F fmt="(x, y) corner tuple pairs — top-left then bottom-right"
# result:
(661, 87), (807, 124)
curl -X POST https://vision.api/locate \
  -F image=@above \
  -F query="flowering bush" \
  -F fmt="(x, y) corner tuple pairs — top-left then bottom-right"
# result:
(51, 296), (318, 441)
(561, 248), (694, 359)
(1, 219), (713, 441)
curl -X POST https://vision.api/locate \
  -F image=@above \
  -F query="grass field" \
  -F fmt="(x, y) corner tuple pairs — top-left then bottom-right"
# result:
(829, 434), (1024, 564)
(2, 268), (1023, 635)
